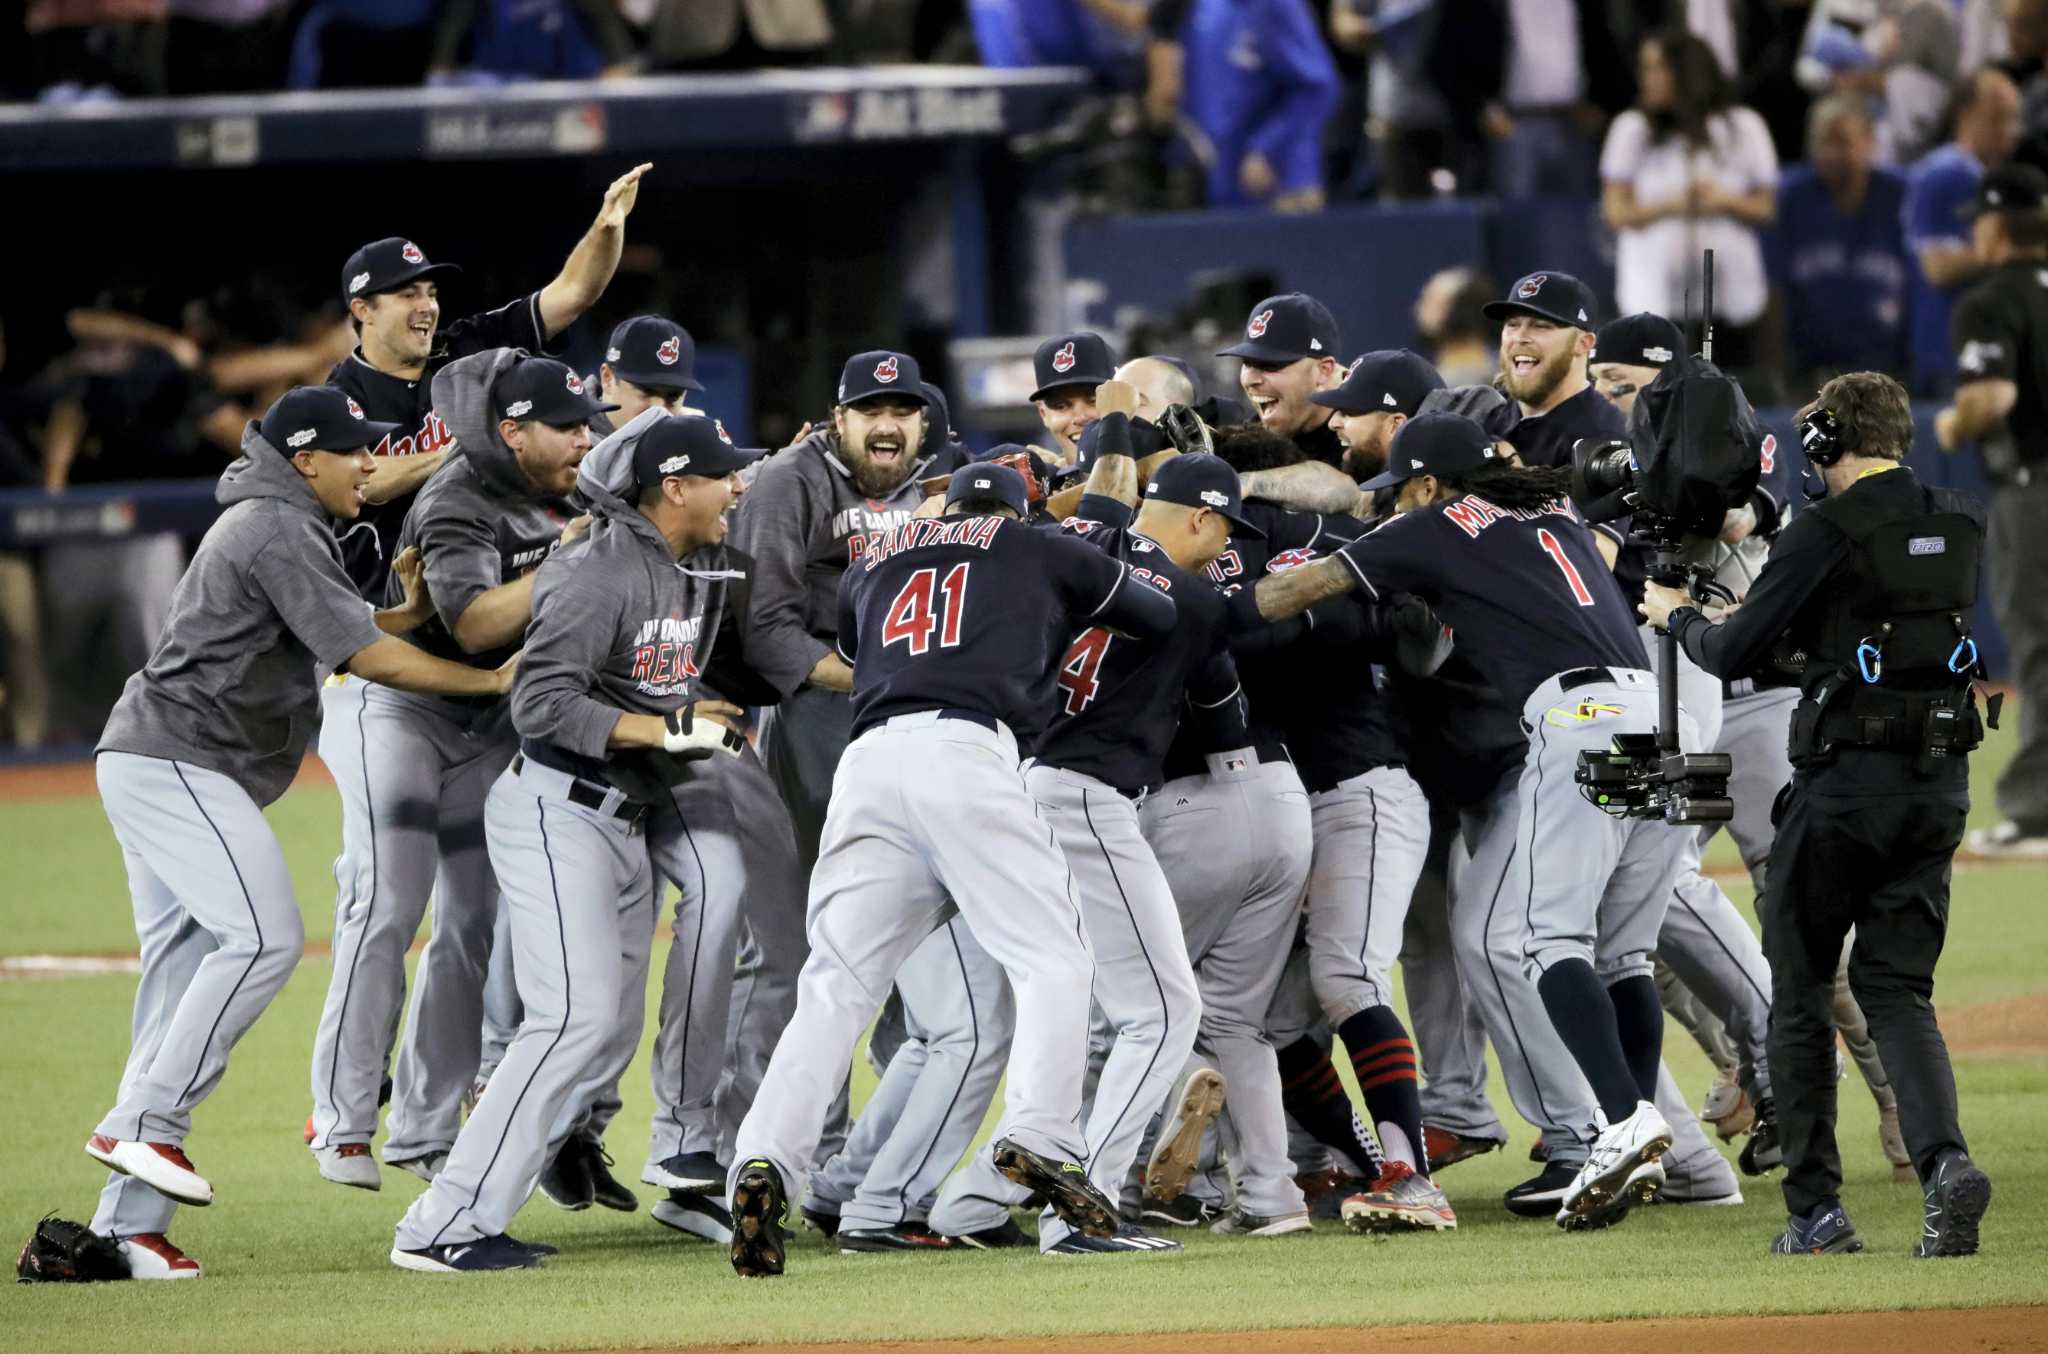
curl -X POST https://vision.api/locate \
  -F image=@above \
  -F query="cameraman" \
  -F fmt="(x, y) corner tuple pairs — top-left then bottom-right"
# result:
(1642, 372), (1994, 1260)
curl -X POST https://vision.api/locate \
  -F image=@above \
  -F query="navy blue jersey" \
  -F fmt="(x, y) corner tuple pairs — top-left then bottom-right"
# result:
(1335, 493), (1648, 708)
(1509, 382), (1627, 472)
(1031, 509), (1244, 795)
(328, 292), (549, 597)
(839, 512), (1177, 740)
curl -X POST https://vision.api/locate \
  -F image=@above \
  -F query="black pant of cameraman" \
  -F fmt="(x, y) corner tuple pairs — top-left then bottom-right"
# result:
(1762, 750), (1971, 1219)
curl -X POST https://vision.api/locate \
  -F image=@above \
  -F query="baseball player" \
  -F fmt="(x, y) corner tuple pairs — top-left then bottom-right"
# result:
(309, 354), (608, 1189)
(1247, 413), (1695, 1228)
(1220, 293), (1345, 466)
(1485, 271), (1626, 469)
(725, 461), (1178, 1278)
(390, 413), (757, 1273)
(1112, 356), (1198, 423)
(85, 386), (516, 1278)
(1030, 332), (1115, 464)
(328, 164), (648, 598)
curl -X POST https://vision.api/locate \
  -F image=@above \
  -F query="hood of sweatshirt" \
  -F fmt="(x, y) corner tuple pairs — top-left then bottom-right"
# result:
(433, 348), (537, 500)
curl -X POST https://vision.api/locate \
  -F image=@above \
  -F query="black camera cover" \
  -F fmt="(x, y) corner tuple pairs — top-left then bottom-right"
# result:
(1625, 354), (1763, 537)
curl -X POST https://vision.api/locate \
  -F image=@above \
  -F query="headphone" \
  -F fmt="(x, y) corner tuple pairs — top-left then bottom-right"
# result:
(1796, 404), (1859, 466)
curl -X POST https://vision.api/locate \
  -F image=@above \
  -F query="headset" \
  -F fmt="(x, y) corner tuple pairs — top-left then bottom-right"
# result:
(1795, 403), (1859, 467)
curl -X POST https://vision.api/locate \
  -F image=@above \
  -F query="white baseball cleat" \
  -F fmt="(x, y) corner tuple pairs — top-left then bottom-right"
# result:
(118, 1233), (202, 1279)
(314, 1143), (381, 1190)
(86, 1135), (213, 1207)
(1558, 1101), (1672, 1220)
(1144, 1068), (1225, 1202)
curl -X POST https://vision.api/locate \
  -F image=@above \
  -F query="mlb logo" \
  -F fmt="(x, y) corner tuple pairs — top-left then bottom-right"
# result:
(1051, 341), (1076, 373)
(875, 356), (900, 383)
(401, 241), (425, 265)
(1246, 309), (1274, 338)
(657, 336), (682, 366)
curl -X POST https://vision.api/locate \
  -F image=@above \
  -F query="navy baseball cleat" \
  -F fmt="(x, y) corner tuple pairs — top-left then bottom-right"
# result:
(1769, 1204), (1865, 1255)
(838, 1223), (955, 1253)
(729, 1160), (789, 1278)
(644, 1149), (725, 1194)
(1914, 1151), (1992, 1258)
(390, 1234), (544, 1273)
(990, 1137), (1119, 1239)
(1046, 1224), (1184, 1256)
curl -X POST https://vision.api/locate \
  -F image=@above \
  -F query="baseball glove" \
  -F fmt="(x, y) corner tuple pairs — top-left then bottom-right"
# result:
(16, 1216), (129, 1283)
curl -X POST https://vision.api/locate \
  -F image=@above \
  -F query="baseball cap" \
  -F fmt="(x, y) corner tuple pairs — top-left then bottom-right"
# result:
(1309, 349), (1445, 416)
(945, 461), (1030, 517)
(1360, 411), (1501, 491)
(1143, 452), (1266, 537)
(604, 316), (704, 391)
(836, 350), (930, 408)
(492, 358), (619, 426)
(340, 238), (461, 306)
(1964, 162), (2048, 217)
(259, 385), (403, 454)
(1030, 332), (1117, 401)
(632, 413), (763, 493)
(1482, 271), (1599, 330)
(1591, 313), (1685, 369)
(1217, 293), (1342, 364)
(1416, 383), (1522, 440)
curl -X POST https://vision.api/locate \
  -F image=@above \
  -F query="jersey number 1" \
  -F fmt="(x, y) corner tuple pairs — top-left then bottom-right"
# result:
(1537, 529), (1595, 607)
(881, 563), (970, 655)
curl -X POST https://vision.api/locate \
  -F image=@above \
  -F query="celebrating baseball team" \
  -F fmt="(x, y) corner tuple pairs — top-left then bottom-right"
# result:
(57, 161), (1998, 1284)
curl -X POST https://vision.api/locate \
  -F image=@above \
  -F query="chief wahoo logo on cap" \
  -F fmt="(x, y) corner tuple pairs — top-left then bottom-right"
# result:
(1247, 309), (1274, 338)
(715, 418), (734, 445)
(346, 397), (366, 419)
(1517, 274), (1545, 299)
(1051, 341), (1076, 374)
(401, 241), (425, 265)
(566, 371), (585, 395)
(875, 356), (900, 383)
(657, 336), (682, 366)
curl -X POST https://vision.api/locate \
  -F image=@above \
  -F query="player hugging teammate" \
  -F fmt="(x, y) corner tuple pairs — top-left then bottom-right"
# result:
(52, 221), (1994, 1281)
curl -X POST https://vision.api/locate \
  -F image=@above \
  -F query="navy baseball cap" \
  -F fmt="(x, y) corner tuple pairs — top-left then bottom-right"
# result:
(1309, 349), (1446, 416)
(1417, 383), (1522, 440)
(1360, 411), (1501, 491)
(1482, 271), (1599, 330)
(259, 385), (402, 454)
(341, 238), (461, 306)
(945, 461), (1030, 517)
(922, 382), (954, 451)
(1964, 162), (2048, 217)
(605, 316), (703, 391)
(1143, 452), (1266, 537)
(836, 350), (929, 407)
(1030, 332), (1117, 401)
(1591, 313), (1685, 369)
(493, 358), (619, 426)
(1217, 293), (1341, 364)
(633, 414), (762, 493)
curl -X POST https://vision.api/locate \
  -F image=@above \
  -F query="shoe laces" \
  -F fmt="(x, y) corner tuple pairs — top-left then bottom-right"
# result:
(157, 1144), (198, 1171)
(1372, 1160), (1416, 1191)
(337, 1143), (371, 1159)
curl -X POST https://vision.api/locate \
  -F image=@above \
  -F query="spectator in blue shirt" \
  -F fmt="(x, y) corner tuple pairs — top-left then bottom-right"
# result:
(969, 0), (1145, 88)
(1903, 66), (2021, 393)
(1767, 93), (1911, 386)
(1178, 0), (1343, 211)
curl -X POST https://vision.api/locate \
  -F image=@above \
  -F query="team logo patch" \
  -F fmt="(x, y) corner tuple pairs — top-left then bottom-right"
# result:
(1545, 700), (1625, 727)
(1199, 489), (1228, 507)
(659, 454), (691, 473)
(505, 399), (534, 418)
(1050, 340), (1076, 374)
(1759, 432), (1777, 474)
(287, 428), (318, 448)
(566, 371), (585, 395)
(1643, 345), (1673, 363)
(1266, 547), (1317, 572)
(1247, 309), (1274, 338)
(657, 335), (682, 366)
(874, 356), (900, 384)
(401, 241), (425, 265)
(346, 397), (364, 419)
(1517, 274), (1546, 298)
(715, 418), (733, 445)
(348, 271), (371, 295)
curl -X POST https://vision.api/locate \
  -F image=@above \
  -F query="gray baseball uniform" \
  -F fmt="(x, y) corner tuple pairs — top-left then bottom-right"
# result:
(393, 462), (731, 1252)
(310, 351), (578, 1165)
(92, 429), (386, 1239)
(807, 919), (1012, 1232)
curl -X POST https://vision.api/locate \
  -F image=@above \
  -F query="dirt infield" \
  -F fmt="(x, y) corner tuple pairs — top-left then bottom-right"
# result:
(629, 1307), (2048, 1354)
(1947, 992), (2048, 1057)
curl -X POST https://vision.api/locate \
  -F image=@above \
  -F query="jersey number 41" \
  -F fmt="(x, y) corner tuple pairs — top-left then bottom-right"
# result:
(881, 564), (971, 655)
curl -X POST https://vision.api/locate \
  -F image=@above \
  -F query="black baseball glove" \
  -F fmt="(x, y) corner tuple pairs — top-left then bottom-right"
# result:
(16, 1216), (129, 1283)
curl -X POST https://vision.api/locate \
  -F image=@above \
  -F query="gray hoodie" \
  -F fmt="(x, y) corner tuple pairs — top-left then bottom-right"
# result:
(512, 410), (741, 802)
(392, 350), (581, 679)
(97, 426), (385, 807)
(727, 428), (928, 696)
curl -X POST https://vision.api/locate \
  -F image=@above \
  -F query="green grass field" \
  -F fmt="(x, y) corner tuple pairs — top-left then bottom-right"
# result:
(2, 733), (2043, 1353)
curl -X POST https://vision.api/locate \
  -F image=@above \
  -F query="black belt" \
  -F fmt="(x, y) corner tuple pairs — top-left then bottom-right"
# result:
(1558, 666), (1617, 693)
(935, 707), (998, 733)
(1305, 759), (1405, 796)
(510, 751), (645, 825)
